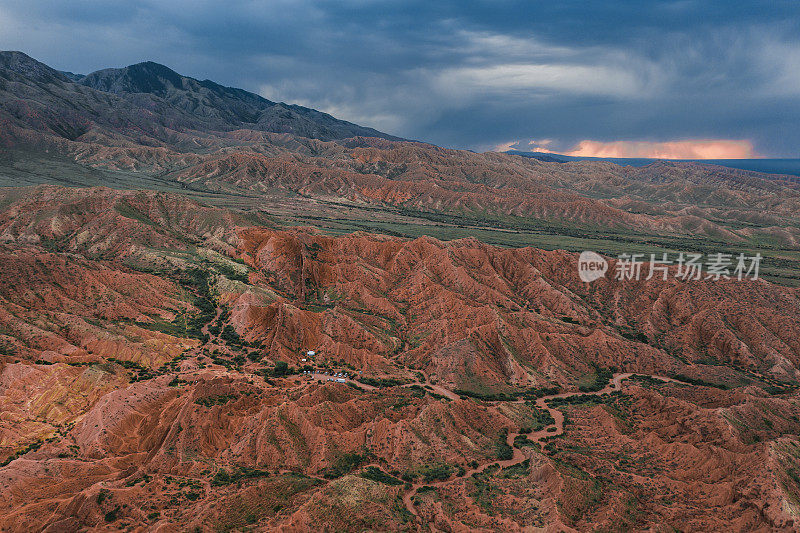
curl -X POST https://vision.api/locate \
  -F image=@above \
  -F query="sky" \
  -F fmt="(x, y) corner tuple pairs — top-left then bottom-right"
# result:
(1, 0), (799, 158)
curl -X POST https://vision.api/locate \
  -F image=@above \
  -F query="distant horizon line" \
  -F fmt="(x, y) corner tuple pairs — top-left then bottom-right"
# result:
(505, 149), (800, 162)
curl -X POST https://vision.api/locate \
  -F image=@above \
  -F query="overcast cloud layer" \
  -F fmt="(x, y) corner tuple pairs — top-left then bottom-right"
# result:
(1, 1), (799, 157)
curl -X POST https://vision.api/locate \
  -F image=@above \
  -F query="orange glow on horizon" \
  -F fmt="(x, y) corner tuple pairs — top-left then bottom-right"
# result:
(498, 139), (759, 160)
(563, 139), (757, 159)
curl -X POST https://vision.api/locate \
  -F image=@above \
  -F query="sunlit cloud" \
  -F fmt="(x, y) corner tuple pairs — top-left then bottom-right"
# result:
(563, 139), (758, 159)
(493, 141), (519, 152)
(495, 139), (759, 159)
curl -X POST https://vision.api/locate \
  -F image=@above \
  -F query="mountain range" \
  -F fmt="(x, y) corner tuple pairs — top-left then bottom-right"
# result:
(0, 51), (398, 143)
(0, 52), (800, 531)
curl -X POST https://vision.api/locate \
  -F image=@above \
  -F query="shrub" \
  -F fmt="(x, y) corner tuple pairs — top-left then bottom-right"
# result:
(195, 394), (238, 407)
(453, 389), (517, 402)
(420, 463), (454, 482)
(361, 466), (403, 486)
(578, 366), (613, 393)
(358, 376), (406, 388)
(104, 507), (120, 522)
(273, 360), (289, 376)
(322, 453), (366, 479)
(97, 489), (111, 505)
(210, 466), (270, 486)
(495, 431), (513, 460)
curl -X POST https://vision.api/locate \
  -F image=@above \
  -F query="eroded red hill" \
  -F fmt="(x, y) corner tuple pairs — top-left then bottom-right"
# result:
(0, 187), (799, 531)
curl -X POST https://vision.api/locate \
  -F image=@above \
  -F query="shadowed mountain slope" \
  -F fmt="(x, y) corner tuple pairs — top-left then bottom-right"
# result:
(0, 51), (399, 142)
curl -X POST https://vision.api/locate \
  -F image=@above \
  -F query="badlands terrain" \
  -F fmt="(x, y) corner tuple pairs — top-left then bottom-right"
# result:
(0, 52), (800, 531)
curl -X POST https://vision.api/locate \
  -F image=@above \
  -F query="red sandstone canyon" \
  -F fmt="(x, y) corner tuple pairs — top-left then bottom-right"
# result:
(0, 51), (799, 532)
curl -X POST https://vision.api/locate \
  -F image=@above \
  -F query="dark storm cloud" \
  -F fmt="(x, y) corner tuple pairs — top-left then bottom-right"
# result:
(1, 0), (799, 156)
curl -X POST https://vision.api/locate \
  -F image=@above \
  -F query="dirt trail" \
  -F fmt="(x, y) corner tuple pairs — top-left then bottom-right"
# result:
(402, 429), (523, 520)
(401, 372), (679, 523)
(180, 342), (676, 527)
(527, 373), (682, 444)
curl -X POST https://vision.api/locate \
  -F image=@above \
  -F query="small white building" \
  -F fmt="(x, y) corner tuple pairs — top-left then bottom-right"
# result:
(306, 350), (316, 357)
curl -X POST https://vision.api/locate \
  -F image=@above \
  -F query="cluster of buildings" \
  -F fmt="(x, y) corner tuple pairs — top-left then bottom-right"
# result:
(300, 349), (354, 383)
(301, 369), (350, 383)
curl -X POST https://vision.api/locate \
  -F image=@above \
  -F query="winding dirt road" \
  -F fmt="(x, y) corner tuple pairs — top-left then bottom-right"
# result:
(401, 428), (524, 520)
(401, 372), (680, 523)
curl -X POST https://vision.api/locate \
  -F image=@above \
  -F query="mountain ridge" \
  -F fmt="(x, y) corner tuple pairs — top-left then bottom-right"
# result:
(0, 50), (401, 142)
(0, 50), (71, 84)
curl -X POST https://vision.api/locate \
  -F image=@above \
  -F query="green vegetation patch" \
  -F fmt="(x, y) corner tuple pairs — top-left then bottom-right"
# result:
(360, 466), (404, 486)
(547, 391), (623, 409)
(519, 406), (556, 432)
(321, 452), (369, 479)
(358, 376), (407, 388)
(453, 388), (520, 401)
(195, 393), (239, 407)
(500, 459), (530, 478)
(418, 463), (455, 482)
(469, 474), (502, 516)
(670, 373), (730, 390)
(1, 437), (52, 467)
(514, 434), (538, 448)
(210, 466), (271, 487)
(627, 374), (670, 387)
(577, 366), (613, 393)
(495, 429), (514, 460)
